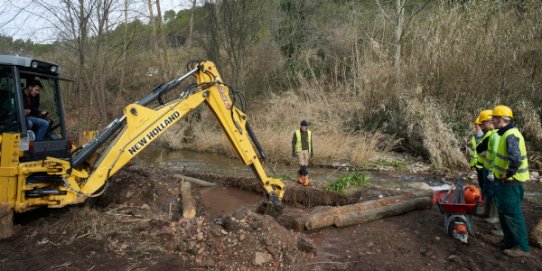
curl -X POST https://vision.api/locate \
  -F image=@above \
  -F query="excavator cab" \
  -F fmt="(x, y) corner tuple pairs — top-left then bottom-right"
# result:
(0, 55), (70, 161)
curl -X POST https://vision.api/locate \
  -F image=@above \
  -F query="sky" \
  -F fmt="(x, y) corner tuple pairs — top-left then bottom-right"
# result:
(0, 0), (193, 43)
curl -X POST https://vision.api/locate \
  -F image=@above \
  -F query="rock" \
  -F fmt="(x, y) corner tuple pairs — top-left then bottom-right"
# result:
(196, 232), (204, 241)
(266, 245), (279, 259)
(188, 241), (196, 251)
(529, 218), (542, 248)
(204, 256), (216, 267)
(253, 252), (273, 266)
(447, 254), (457, 262)
(223, 216), (240, 231)
(297, 237), (316, 253)
(239, 234), (246, 241)
(164, 239), (176, 252)
(141, 203), (150, 210)
(530, 171), (540, 182)
(233, 207), (253, 219)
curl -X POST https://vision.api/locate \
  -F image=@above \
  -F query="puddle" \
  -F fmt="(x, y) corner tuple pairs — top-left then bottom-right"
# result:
(199, 186), (263, 216)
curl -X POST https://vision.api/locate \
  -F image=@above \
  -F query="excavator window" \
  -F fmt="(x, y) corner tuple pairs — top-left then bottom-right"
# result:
(19, 73), (64, 140)
(0, 66), (19, 133)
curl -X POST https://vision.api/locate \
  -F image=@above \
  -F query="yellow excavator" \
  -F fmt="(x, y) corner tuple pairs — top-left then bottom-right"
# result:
(0, 55), (284, 237)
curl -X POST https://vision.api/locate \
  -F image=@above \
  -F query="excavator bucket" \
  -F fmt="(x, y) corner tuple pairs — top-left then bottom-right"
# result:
(256, 194), (283, 218)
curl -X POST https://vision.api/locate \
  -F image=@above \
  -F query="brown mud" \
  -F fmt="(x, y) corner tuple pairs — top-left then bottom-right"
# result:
(0, 166), (540, 270)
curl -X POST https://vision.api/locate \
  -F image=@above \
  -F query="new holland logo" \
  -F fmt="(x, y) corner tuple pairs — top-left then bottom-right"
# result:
(128, 111), (181, 155)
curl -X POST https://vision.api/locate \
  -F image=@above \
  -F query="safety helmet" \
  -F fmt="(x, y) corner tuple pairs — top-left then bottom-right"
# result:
(492, 105), (513, 118)
(478, 110), (493, 123)
(474, 117), (481, 125)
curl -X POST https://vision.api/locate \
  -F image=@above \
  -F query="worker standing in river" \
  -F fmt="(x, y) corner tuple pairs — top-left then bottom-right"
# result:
(292, 120), (313, 186)
(491, 105), (531, 257)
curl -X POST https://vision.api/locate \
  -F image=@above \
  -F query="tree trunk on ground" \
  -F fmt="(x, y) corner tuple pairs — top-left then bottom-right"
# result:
(174, 174), (216, 187)
(304, 191), (432, 231)
(180, 179), (196, 219)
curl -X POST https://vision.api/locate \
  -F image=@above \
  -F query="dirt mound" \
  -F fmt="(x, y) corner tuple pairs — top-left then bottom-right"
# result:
(0, 166), (309, 270)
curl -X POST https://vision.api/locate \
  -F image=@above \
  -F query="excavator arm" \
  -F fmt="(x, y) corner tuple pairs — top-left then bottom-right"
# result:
(74, 61), (284, 209)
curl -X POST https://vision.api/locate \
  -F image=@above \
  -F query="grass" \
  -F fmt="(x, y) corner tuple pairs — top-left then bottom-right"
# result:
(325, 172), (370, 193)
(372, 159), (407, 169)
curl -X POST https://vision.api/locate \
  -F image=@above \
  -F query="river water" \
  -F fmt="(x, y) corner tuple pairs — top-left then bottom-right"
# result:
(137, 145), (542, 205)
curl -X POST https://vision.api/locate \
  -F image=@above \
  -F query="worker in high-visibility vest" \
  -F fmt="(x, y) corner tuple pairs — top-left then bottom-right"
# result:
(292, 120), (313, 186)
(491, 105), (531, 257)
(469, 116), (484, 198)
(475, 110), (502, 236)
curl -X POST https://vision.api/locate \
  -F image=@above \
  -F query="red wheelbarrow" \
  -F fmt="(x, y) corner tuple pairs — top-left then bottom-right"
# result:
(432, 186), (483, 244)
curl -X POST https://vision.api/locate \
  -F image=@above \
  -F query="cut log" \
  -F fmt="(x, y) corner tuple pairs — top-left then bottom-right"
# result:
(180, 179), (196, 219)
(305, 192), (432, 231)
(335, 197), (432, 227)
(174, 174), (216, 187)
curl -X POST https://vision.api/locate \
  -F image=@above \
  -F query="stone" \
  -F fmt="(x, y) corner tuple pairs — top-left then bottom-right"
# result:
(297, 237), (316, 253)
(196, 232), (204, 241)
(530, 171), (540, 182)
(253, 252), (273, 266)
(204, 256), (216, 267)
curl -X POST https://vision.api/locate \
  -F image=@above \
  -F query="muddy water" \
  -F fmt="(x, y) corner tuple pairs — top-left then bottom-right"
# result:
(138, 146), (339, 181)
(199, 186), (262, 216)
(138, 145), (542, 203)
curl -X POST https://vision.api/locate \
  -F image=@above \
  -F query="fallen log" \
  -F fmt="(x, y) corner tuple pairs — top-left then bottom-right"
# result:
(305, 192), (432, 231)
(174, 174), (216, 187)
(180, 179), (196, 219)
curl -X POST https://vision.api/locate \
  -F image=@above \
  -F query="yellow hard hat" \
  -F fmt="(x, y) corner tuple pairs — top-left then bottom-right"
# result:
(492, 105), (513, 118)
(474, 117), (481, 125)
(478, 110), (493, 122)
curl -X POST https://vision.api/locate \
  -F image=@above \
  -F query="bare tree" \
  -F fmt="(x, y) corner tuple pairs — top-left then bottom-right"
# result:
(376, 0), (432, 78)
(220, 0), (263, 90)
(155, 0), (170, 78)
(147, 0), (166, 81)
(186, 0), (197, 47)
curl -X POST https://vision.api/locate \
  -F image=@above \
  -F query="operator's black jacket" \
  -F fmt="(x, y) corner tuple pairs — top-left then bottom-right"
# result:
(23, 94), (42, 117)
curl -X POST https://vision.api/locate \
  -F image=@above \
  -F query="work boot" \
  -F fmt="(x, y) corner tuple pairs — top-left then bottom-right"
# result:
(498, 241), (514, 250)
(503, 248), (532, 257)
(490, 228), (504, 237)
(485, 204), (499, 224)
(303, 176), (310, 186)
(297, 175), (303, 184)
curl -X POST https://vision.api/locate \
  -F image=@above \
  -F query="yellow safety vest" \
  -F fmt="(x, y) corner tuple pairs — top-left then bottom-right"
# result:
(494, 128), (529, 182)
(484, 130), (500, 171)
(294, 130), (312, 153)
(468, 135), (479, 167)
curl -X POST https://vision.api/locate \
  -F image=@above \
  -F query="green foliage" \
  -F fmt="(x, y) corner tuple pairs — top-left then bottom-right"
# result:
(372, 160), (407, 169)
(325, 172), (369, 193)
